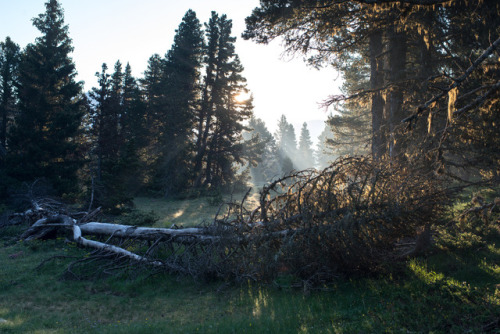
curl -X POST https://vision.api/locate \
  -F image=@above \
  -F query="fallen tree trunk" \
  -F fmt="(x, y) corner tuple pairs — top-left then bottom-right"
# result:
(22, 215), (165, 267)
(12, 157), (456, 284)
(72, 224), (164, 267)
(79, 222), (219, 244)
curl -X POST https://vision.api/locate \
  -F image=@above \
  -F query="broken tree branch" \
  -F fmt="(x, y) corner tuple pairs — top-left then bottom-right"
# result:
(402, 36), (500, 124)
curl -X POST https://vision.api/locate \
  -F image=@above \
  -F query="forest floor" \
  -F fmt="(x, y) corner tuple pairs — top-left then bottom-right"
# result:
(132, 189), (260, 228)
(0, 195), (499, 333)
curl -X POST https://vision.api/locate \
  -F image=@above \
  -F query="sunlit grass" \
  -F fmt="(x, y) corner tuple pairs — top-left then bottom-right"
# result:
(1, 196), (499, 333)
(133, 191), (259, 227)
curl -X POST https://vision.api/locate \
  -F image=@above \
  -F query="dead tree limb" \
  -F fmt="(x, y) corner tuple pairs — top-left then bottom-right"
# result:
(17, 157), (456, 284)
(402, 36), (500, 124)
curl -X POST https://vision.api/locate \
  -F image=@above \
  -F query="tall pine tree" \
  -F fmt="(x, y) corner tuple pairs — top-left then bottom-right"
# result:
(297, 122), (315, 170)
(245, 116), (280, 185)
(0, 37), (20, 152)
(155, 9), (204, 196)
(316, 121), (335, 169)
(193, 12), (254, 190)
(9, 0), (83, 195)
(119, 62), (146, 195)
(140, 54), (165, 186)
(275, 114), (297, 174)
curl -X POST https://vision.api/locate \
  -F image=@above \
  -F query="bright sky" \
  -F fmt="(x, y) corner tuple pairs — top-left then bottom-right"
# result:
(0, 0), (341, 138)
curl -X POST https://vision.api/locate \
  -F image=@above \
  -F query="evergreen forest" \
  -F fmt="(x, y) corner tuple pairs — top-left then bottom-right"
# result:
(0, 1), (499, 333)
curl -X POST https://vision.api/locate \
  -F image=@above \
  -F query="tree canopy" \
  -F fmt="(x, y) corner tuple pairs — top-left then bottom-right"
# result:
(244, 0), (500, 182)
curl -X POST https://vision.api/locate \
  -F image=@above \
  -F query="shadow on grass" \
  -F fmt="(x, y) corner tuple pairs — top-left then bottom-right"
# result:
(0, 218), (498, 333)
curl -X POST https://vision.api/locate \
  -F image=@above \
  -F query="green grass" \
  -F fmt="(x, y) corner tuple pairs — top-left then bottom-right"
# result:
(0, 221), (499, 333)
(1, 192), (499, 333)
(133, 191), (260, 227)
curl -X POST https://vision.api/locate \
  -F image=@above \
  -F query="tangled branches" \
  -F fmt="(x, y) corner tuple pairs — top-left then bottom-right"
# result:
(19, 157), (454, 286)
(221, 156), (453, 284)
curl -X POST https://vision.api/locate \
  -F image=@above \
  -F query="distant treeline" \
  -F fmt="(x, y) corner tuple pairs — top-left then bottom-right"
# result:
(0, 1), (320, 210)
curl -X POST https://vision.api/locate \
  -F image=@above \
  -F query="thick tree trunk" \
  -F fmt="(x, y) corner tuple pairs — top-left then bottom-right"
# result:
(20, 215), (224, 270)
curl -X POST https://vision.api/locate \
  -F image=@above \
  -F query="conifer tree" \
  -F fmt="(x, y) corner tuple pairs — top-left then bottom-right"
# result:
(88, 63), (115, 208)
(0, 37), (20, 198)
(193, 12), (222, 188)
(156, 9), (204, 195)
(245, 116), (279, 186)
(316, 121), (335, 169)
(141, 54), (164, 140)
(88, 61), (143, 209)
(9, 0), (83, 194)
(194, 12), (254, 189)
(140, 54), (164, 184)
(244, 1), (500, 181)
(0, 37), (20, 152)
(327, 52), (371, 157)
(275, 114), (297, 173)
(118, 62), (145, 196)
(121, 62), (145, 145)
(298, 122), (315, 170)
(89, 63), (111, 183)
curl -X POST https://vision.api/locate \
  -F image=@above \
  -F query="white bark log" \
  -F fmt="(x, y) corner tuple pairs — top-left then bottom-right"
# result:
(79, 222), (220, 243)
(20, 215), (229, 267)
(22, 216), (165, 266)
(71, 224), (163, 266)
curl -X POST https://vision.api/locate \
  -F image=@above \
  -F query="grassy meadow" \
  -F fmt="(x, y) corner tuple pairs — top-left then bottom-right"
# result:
(0, 193), (499, 333)
(132, 191), (260, 228)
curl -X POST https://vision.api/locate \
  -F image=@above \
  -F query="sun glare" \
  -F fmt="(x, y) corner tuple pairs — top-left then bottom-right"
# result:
(234, 91), (251, 103)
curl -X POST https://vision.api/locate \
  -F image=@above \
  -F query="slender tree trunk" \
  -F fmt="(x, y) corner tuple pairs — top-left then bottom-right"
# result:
(0, 104), (6, 148)
(387, 26), (407, 160)
(193, 74), (215, 188)
(370, 29), (386, 160)
(204, 132), (216, 187)
(193, 111), (213, 188)
(194, 64), (222, 188)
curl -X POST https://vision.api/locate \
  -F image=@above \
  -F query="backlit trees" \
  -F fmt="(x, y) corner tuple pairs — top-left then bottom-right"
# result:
(8, 0), (84, 195)
(244, 0), (500, 181)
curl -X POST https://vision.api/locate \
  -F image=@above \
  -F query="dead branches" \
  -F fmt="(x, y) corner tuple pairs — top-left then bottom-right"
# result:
(15, 157), (453, 284)
(402, 36), (500, 125)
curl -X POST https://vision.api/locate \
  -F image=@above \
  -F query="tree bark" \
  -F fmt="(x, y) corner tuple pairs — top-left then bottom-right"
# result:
(21, 216), (219, 244)
(387, 25), (407, 160)
(370, 29), (386, 159)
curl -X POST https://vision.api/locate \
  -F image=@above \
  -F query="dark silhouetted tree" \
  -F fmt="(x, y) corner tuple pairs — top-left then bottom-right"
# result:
(154, 9), (204, 196)
(0, 37), (20, 152)
(194, 12), (254, 190)
(8, 0), (84, 195)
